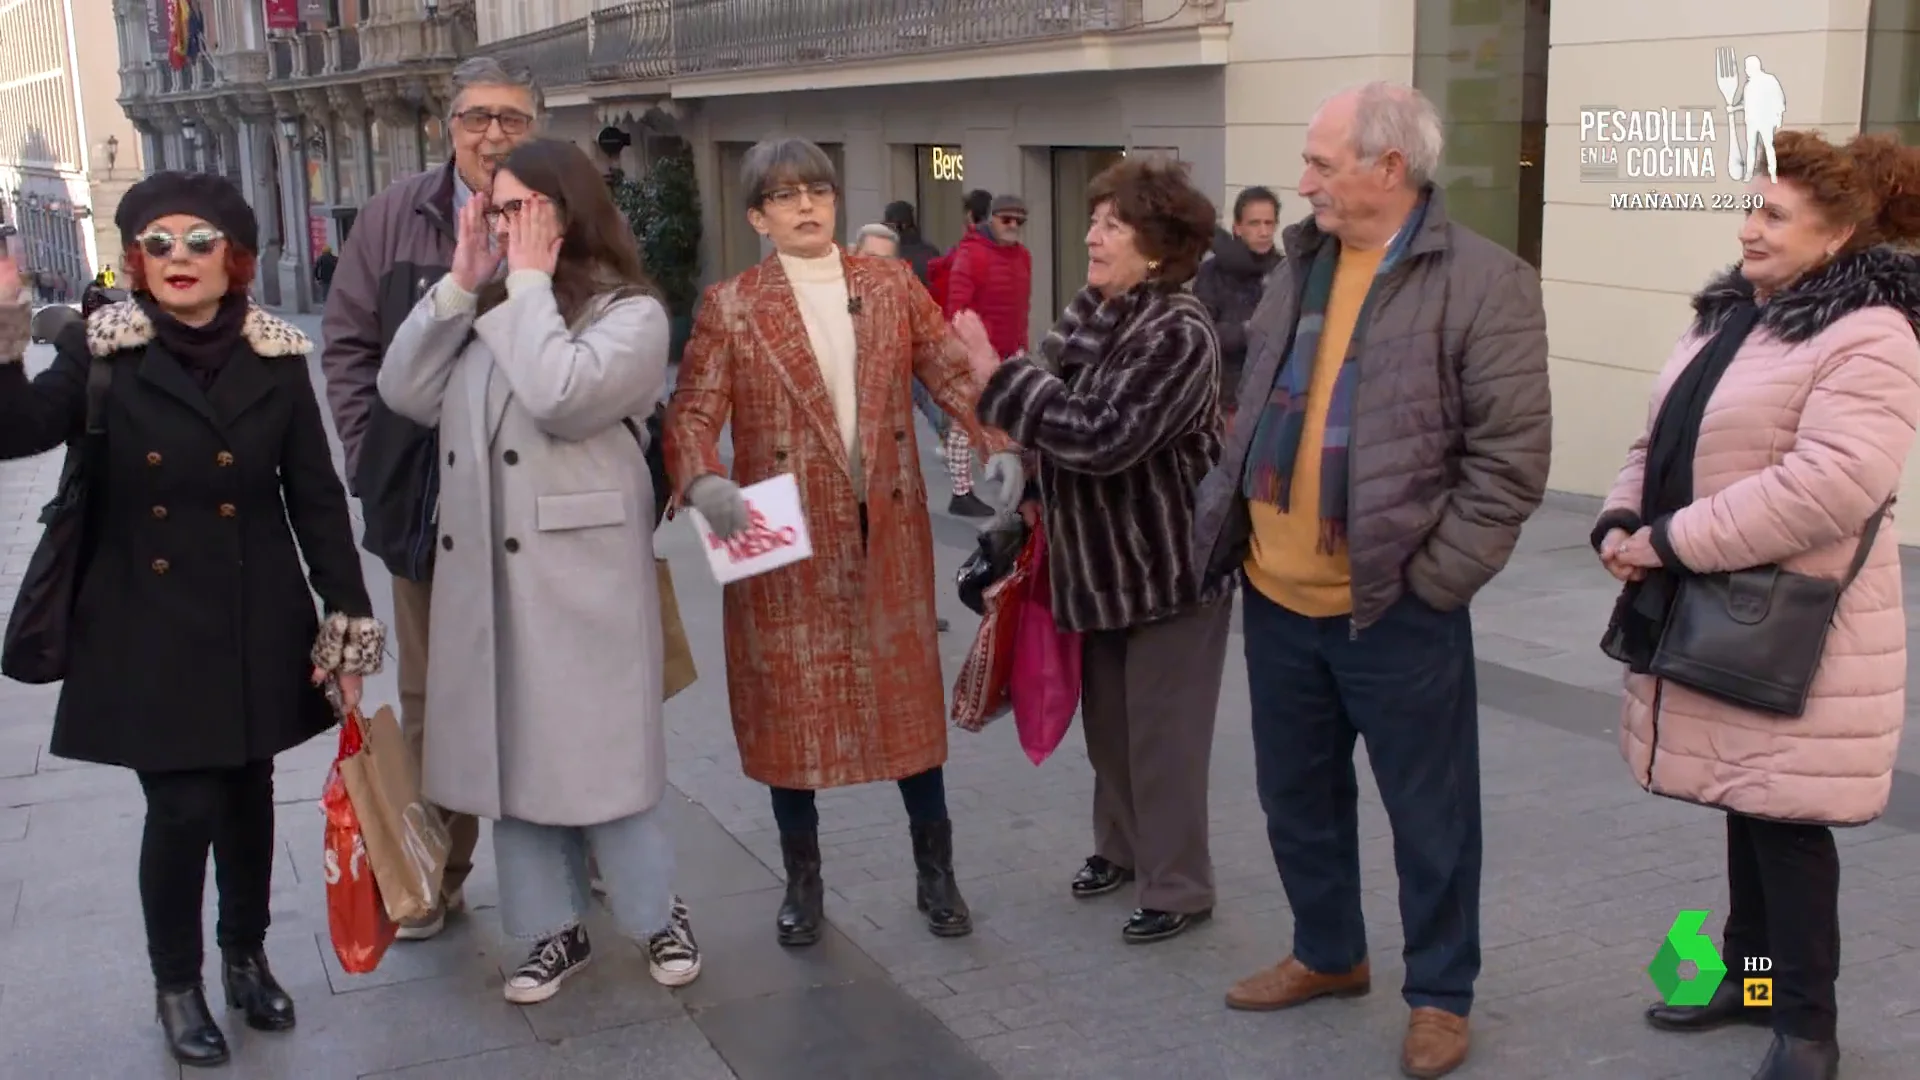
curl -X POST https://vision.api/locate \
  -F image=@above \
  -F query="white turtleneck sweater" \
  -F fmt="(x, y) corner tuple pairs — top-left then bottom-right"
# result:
(778, 246), (862, 487)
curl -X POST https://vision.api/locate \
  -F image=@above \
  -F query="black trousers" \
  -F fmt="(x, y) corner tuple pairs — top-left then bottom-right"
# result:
(136, 760), (277, 989)
(769, 766), (948, 834)
(1721, 811), (1841, 1041)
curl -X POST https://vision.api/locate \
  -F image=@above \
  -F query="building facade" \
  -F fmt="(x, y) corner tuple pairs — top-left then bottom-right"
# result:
(2, 0), (145, 298)
(112, 0), (475, 312)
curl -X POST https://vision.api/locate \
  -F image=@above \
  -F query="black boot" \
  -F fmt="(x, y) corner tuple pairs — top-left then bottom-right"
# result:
(1646, 977), (1770, 1032)
(776, 830), (825, 947)
(910, 819), (972, 938)
(222, 947), (295, 1031)
(1752, 1033), (1840, 1080)
(156, 985), (229, 1067)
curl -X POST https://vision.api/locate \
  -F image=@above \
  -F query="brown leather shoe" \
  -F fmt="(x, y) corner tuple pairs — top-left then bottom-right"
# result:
(1401, 1007), (1470, 1078)
(1224, 955), (1371, 1011)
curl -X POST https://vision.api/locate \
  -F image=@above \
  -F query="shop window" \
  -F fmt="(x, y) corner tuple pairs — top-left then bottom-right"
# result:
(1863, 0), (1920, 146)
(1413, 0), (1549, 267)
(916, 144), (969, 252)
(1051, 147), (1126, 312)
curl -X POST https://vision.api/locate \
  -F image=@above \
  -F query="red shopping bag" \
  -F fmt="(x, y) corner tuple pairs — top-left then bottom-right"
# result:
(1009, 523), (1082, 764)
(951, 528), (1040, 731)
(322, 716), (396, 974)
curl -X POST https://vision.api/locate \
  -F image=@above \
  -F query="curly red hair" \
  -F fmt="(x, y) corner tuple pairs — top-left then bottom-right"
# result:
(121, 243), (257, 297)
(1772, 130), (1920, 252)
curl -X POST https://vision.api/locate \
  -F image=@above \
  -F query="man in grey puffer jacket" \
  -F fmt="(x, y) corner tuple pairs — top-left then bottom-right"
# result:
(1192, 81), (1551, 1080)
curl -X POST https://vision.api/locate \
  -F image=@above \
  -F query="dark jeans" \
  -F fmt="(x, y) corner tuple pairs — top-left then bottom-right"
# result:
(137, 760), (276, 989)
(1243, 585), (1483, 1016)
(770, 766), (948, 834)
(911, 378), (948, 439)
(1722, 812), (1841, 1041)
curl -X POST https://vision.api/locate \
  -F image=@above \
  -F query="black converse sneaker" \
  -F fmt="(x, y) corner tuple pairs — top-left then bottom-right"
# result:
(646, 896), (702, 987)
(503, 924), (592, 1004)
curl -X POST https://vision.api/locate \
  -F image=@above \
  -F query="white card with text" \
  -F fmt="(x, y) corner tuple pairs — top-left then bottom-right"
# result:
(688, 473), (814, 584)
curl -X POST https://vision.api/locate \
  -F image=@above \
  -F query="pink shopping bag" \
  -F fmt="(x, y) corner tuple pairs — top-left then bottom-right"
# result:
(1009, 522), (1082, 765)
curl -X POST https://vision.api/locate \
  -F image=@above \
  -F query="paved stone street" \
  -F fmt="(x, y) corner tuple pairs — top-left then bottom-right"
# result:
(0, 314), (1915, 1079)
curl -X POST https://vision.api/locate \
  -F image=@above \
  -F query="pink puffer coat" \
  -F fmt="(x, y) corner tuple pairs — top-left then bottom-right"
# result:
(1599, 247), (1920, 826)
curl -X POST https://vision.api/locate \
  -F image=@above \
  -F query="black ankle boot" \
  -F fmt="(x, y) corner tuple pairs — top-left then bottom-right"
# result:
(1646, 978), (1769, 1032)
(156, 985), (229, 1067)
(222, 947), (295, 1032)
(1752, 1033), (1840, 1080)
(910, 819), (972, 938)
(776, 830), (825, 947)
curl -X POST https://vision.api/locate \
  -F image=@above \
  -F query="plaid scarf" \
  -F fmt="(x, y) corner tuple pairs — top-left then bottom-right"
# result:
(1240, 197), (1428, 551)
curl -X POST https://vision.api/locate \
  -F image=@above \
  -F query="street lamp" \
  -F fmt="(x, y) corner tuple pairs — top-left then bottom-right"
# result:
(278, 116), (299, 142)
(181, 118), (198, 145)
(424, 0), (438, 16)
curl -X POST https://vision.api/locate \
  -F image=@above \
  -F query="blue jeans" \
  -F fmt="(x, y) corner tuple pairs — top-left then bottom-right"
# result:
(1243, 585), (1483, 1016)
(911, 377), (948, 438)
(493, 801), (676, 942)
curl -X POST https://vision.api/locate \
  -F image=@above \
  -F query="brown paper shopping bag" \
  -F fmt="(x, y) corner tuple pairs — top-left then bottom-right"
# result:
(337, 705), (452, 924)
(658, 558), (697, 700)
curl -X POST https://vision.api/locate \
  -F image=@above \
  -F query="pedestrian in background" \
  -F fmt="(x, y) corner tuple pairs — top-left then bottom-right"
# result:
(1596, 130), (1920, 1080)
(0, 171), (384, 1066)
(883, 200), (941, 285)
(322, 55), (544, 942)
(971, 154), (1233, 945)
(941, 193), (1033, 517)
(665, 137), (1022, 948)
(1194, 186), (1281, 413)
(1195, 81), (1552, 1079)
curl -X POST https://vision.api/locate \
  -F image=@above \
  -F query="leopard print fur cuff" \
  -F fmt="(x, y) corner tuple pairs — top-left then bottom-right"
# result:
(311, 613), (386, 677)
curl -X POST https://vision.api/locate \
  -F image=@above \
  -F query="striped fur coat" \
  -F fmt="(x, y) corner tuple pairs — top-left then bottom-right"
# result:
(976, 283), (1231, 633)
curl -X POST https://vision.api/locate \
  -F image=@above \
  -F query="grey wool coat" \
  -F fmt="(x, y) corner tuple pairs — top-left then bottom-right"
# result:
(377, 269), (670, 826)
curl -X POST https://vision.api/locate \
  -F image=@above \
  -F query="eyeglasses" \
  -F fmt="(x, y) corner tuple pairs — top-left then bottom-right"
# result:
(134, 227), (224, 259)
(995, 214), (1026, 227)
(762, 181), (836, 208)
(482, 198), (527, 222)
(453, 109), (532, 136)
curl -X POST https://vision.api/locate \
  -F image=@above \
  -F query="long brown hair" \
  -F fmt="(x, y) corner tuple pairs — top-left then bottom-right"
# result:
(479, 137), (658, 323)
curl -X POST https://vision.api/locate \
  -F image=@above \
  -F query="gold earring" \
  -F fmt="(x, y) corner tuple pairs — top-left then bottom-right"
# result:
(1147, 259), (1161, 274)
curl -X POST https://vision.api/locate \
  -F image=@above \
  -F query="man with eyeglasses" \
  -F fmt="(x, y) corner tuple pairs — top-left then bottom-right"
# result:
(320, 56), (541, 943)
(938, 193), (1032, 517)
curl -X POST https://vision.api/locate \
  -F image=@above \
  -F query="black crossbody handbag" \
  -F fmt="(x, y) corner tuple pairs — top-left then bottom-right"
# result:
(1648, 501), (1890, 717)
(2, 354), (114, 684)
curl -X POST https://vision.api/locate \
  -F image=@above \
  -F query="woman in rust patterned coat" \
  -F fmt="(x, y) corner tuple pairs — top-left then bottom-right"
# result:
(664, 138), (1022, 946)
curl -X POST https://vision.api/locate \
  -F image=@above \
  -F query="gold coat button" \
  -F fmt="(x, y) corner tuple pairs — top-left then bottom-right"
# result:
(146, 451), (162, 465)
(151, 505), (167, 520)
(218, 503), (237, 518)
(151, 558), (170, 574)
(215, 451), (234, 467)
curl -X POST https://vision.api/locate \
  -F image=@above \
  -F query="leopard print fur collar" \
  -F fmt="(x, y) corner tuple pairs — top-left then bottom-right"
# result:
(85, 298), (312, 360)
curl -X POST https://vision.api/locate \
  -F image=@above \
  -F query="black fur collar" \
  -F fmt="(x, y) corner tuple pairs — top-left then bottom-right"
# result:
(1691, 245), (1920, 345)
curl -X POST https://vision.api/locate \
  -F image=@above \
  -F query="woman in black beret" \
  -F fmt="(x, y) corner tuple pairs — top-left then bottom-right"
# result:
(0, 171), (384, 1066)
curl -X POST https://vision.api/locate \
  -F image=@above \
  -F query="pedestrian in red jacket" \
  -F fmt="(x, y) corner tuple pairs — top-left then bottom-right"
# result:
(941, 194), (1032, 516)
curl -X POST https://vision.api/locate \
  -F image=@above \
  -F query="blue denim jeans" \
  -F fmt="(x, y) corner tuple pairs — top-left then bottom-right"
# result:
(1242, 585), (1484, 1016)
(911, 377), (948, 438)
(492, 801), (676, 942)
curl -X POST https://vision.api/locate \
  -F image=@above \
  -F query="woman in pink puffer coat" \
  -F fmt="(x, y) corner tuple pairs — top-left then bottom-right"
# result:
(1593, 131), (1920, 1080)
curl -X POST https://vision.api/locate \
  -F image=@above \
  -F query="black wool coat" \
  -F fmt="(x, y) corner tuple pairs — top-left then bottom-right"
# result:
(0, 299), (384, 773)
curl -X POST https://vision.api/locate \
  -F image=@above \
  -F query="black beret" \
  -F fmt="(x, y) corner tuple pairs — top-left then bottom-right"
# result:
(115, 171), (259, 255)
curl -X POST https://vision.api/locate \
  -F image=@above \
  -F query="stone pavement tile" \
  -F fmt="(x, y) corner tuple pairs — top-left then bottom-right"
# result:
(693, 977), (997, 1080)
(0, 804), (22, 841)
(363, 1016), (736, 1080)
(665, 885), (884, 1011)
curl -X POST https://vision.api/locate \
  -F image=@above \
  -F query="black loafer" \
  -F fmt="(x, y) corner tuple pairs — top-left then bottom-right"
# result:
(1122, 907), (1211, 943)
(1070, 856), (1134, 899)
(1752, 1033), (1840, 1080)
(1645, 979), (1768, 1032)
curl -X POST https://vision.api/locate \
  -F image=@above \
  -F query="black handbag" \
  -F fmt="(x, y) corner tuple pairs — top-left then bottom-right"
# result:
(956, 512), (1031, 616)
(2, 355), (114, 684)
(619, 401), (671, 527)
(1649, 502), (1889, 717)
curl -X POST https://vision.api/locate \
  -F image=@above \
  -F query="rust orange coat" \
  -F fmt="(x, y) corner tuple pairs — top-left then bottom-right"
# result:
(664, 251), (1011, 790)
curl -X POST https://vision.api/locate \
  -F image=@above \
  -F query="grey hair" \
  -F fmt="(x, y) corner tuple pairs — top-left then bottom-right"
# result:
(448, 56), (542, 117)
(855, 223), (899, 248)
(1335, 81), (1443, 187)
(741, 138), (838, 209)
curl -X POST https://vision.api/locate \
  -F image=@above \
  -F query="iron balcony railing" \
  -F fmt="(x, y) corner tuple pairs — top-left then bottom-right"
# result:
(484, 1), (672, 88)
(671, 0), (1139, 75)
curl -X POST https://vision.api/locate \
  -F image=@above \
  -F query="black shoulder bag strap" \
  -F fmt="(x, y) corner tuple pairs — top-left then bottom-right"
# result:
(1838, 499), (1894, 593)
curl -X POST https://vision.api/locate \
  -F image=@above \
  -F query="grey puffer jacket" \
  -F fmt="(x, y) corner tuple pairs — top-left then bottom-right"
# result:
(1192, 185), (1553, 632)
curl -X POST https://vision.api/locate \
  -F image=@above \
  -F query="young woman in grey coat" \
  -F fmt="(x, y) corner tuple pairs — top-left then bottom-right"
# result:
(375, 138), (699, 1004)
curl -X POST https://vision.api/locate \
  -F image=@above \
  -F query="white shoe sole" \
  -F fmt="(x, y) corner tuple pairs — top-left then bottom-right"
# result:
(502, 954), (593, 1005)
(649, 954), (702, 987)
(394, 914), (445, 941)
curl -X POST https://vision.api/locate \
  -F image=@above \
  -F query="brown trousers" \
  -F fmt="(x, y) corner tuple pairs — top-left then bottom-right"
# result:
(392, 574), (480, 900)
(1080, 592), (1233, 914)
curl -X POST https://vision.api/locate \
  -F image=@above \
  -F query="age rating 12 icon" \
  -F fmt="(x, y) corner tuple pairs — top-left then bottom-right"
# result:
(1648, 909), (1729, 1006)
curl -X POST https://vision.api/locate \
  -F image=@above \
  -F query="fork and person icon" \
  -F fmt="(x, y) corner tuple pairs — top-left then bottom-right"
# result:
(1715, 46), (1786, 184)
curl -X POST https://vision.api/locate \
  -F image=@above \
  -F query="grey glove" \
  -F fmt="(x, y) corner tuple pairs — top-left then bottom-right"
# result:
(685, 474), (751, 539)
(980, 451), (1027, 515)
